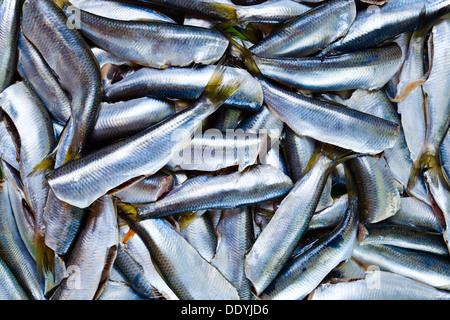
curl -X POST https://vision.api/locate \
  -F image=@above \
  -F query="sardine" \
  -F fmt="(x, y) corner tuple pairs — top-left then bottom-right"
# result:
(249, 0), (356, 57)
(131, 164), (293, 220)
(103, 65), (263, 112)
(0, 0), (20, 91)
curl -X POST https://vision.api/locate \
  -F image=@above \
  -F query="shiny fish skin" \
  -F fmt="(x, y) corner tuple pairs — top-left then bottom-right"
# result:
(91, 98), (176, 144)
(119, 224), (179, 300)
(46, 73), (241, 209)
(254, 43), (402, 92)
(349, 156), (401, 224)
(0, 118), (19, 171)
(114, 244), (163, 300)
(69, 0), (175, 22)
(386, 197), (442, 233)
(103, 66), (263, 112)
(165, 131), (266, 172)
(261, 80), (400, 155)
(250, 0), (356, 57)
(0, 258), (29, 300)
(0, 0), (20, 91)
(259, 193), (358, 300)
(236, 0), (310, 24)
(111, 173), (174, 204)
(308, 194), (348, 231)
(22, 0), (102, 163)
(245, 155), (335, 295)
(50, 196), (119, 300)
(360, 223), (449, 256)
(17, 31), (71, 125)
(328, 0), (450, 53)
(0, 82), (55, 250)
(181, 212), (218, 263)
(309, 271), (450, 300)
(133, 165), (293, 220)
(123, 217), (240, 300)
(442, 132), (450, 178)
(211, 207), (255, 300)
(353, 243), (450, 290)
(0, 181), (45, 300)
(61, 3), (229, 69)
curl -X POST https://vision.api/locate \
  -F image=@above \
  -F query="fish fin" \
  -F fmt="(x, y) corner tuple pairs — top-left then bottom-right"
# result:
(199, 1), (238, 23)
(357, 223), (370, 243)
(389, 80), (425, 103)
(53, 0), (72, 9)
(35, 235), (55, 283)
(226, 35), (263, 80)
(28, 154), (56, 177)
(199, 57), (242, 108)
(117, 203), (140, 221)
(121, 228), (136, 245)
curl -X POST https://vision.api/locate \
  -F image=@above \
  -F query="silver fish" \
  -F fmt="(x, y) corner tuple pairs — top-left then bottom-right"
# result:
(210, 207), (255, 300)
(0, 0), (20, 91)
(249, 0), (356, 57)
(59, 1), (229, 69)
(261, 79), (400, 154)
(352, 243), (450, 290)
(244, 152), (342, 295)
(132, 164), (293, 220)
(50, 195), (119, 300)
(309, 271), (450, 300)
(22, 0), (102, 163)
(254, 43), (402, 92)
(103, 65), (263, 112)
(0, 258), (29, 300)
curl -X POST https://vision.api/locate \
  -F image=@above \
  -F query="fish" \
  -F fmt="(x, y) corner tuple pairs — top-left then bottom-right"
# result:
(0, 258), (29, 300)
(50, 195), (119, 300)
(46, 65), (242, 209)
(128, 164), (293, 220)
(349, 156), (401, 224)
(0, 180), (45, 300)
(327, 0), (450, 53)
(90, 98), (176, 145)
(0, 82), (55, 277)
(352, 243), (450, 290)
(235, 0), (310, 24)
(249, 0), (356, 57)
(180, 212), (218, 262)
(410, 18), (450, 188)
(253, 43), (402, 92)
(309, 271), (450, 300)
(0, 0), (20, 91)
(359, 223), (449, 256)
(210, 207), (255, 300)
(57, 0), (230, 69)
(103, 65), (263, 112)
(17, 30), (72, 126)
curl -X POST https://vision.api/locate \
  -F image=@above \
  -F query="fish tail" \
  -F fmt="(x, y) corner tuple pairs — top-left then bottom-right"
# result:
(199, 2), (237, 22)
(225, 34), (263, 80)
(35, 234), (55, 283)
(199, 58), (242, 109)
(28, 154), (55, 177)
(117, 203), (139, 221)
(407, 147), (448, 189)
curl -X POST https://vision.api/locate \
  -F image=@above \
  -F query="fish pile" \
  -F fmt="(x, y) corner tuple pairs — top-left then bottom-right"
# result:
(0, 0), (449, 300)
